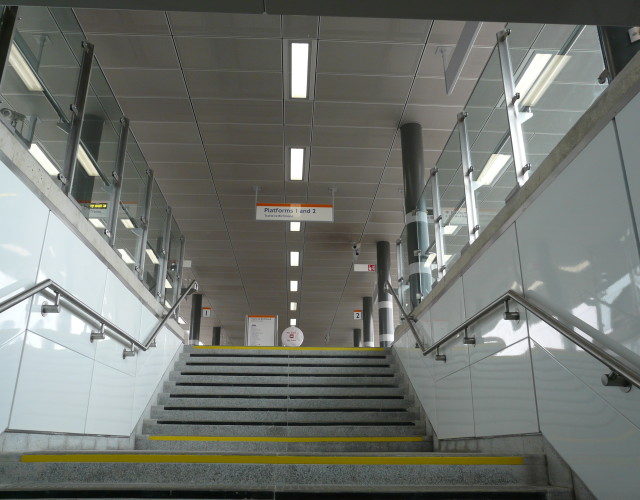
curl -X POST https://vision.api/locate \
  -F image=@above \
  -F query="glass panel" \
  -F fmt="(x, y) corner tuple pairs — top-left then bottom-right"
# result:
(417, 178), (437, 286)
(436, 127), (466, 271)
(167, 217), (182, 306)
(397, 226), (411, 312)
(514, 25), (607, 172)
(144, 181), (168, 298)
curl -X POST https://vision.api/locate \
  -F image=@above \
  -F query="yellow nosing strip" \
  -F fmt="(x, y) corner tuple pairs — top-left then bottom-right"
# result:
(21, 454), (524, 466)
(192, 346), (385, 351)
(148, 436), (424, 443)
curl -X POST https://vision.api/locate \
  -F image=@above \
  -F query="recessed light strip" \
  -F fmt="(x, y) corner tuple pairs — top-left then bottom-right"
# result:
(290, 251), (300, 267)
(290, 148), (305, 181)
(290, 42), (310, 99)
(9, 43), (43, 92)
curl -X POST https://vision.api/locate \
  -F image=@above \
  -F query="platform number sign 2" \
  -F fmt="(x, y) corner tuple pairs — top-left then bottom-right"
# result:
(354, 310), (362, 320)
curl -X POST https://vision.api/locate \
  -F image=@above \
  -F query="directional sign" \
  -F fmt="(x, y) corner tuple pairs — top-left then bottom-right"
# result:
(256, 203), (333, 222)
(354, 264), (376, 272)
(354, 310), (362, 320)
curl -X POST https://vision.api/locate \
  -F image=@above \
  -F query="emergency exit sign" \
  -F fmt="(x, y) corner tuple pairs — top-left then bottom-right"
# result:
(354, 264), (376, 272)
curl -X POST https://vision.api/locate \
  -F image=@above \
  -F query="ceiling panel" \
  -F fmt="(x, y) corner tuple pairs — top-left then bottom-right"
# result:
(75, 8), (170, 35)
(168, 11), (281, 37)
(204, 145), (283, 165)
(184, 71), (282, 100)
(90, 34), (180, 69)
(317, 41), (423, 76)
(319, 17), (432, 43)
(193, 99), (283, 124)
(118, 97), (195, 122)
(313, 102), (403, 128)
(175, 37), (282, 71)
(315, 74), (413, 104)
(131, 122), (200, 144)
(199, 124), (283, 146)
(103, 68), (188, 98)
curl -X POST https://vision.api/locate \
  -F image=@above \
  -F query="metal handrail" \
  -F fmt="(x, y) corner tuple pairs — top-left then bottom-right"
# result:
(0, 278), (196, 353)
(384, 280), (426, 352)
(397, 288), (640, 390)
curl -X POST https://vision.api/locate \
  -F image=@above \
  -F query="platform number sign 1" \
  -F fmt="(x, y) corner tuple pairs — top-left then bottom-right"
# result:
(354, 310), (362, 320)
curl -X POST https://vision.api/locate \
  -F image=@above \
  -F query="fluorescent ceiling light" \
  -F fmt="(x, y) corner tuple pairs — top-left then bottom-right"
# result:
(178, 316), (186, 325)
(290, 280), (298, 292)
(290, 251), (300, 267)
(290, 301), (297, 311)
(290, 148), (304, 181)
(290, 318), (297, 326)
(121, 218), (135, 229)
(443, 225), (458, 235)
(89, 218), (105, 229)
(77, 144), (100, 177)
(424, 253), (437, 267)
(165, 279), (172, 289)
(290, 42), (310, 99)
(522, 55), (571, 107)
(29, 143), (59, 175)
(9, 44), (43, 92)
(146, 248), (159, 265)
(290, 221), (301, 232)
(515, 53), (552, 102)
(117, 248), (134, 264)
(476, 154), (511, 187)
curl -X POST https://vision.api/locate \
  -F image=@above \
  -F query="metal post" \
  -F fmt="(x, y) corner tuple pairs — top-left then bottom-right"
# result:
(136, 169), (154, 281)
(0, 7), (18, 87)
(189, 293), (202, 345)
(362, 296), (374, 347)
(107, 117), (129, 247)
(61, 41), (94, 194)
(172, 235), (186, 306)
(157, 206), (172, 303)
(457, 112), (480, 244)
(400, 123), (432, 309)
(430, 168), (446, 280)
(496, 30), (530, 187)
(376, 241), (394, 347)
(353, 328), (362, 348)
(212, 326), (221, 346)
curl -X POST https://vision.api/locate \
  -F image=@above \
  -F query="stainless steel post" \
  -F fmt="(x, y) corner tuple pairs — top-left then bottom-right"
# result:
(157, 206), (172, 303)
(430, 168), (446, 280)
(61, 42), (94, 194)
(136, 169), (154, 281)
(496, 30), (530, 187)
(107, 117), (129, 247)
(458, 112), (480, 243)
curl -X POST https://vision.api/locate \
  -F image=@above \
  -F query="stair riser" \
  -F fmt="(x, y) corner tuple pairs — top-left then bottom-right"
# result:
(162, 383), (405, 398)
(180, 354), (393, 366)
(173, 364), (395, 376)
(149, 408), (421, 423)
(156, 395), (412, 409)
(183, 348), (389, 358)
(0, 462), (548, 488)
(134, 438), (433, 453)
(168, 374), (400, 386)
(141, 423), (423, 437)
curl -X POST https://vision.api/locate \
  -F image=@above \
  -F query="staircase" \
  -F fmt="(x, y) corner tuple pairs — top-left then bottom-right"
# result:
(0, 346), (571, 499)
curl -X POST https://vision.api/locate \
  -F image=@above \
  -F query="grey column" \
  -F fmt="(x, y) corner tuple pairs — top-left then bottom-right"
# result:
(376, 241), (394, 347)
(362, 296), (374, 347)
(353, 328), (362, 348)
(189, 293), (202, 344)
(212, 326), (221, 346)
(400, 123), (432, 309)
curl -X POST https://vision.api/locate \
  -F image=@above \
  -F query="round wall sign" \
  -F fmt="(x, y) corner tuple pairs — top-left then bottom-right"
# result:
(281, 326), (304, 347)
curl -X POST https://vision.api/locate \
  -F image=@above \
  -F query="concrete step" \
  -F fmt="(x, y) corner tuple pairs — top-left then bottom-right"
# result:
(157, 394), (414, 410)
(183, 347), (389, 358)
(173, 363), (395, 376)
(149, 408), (421, 424)
(180, 354), (393, 366)
(135, 435), (434, 453)
(0, 451), (550, 491)
(168, 374), (400, 387)
(141, 422), (425, 437)
(163, 383), (406, 398)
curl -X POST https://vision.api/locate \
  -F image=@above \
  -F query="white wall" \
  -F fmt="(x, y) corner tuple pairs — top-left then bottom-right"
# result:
(393, 91), (640, 500)
(0, 159), (183, 437)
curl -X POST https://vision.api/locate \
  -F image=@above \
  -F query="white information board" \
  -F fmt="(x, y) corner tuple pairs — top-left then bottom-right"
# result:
(353, 264), (376, 272)
(245, 315), (278, 346)
(256, 203), (333, 222)
(281, 326), (304, 347)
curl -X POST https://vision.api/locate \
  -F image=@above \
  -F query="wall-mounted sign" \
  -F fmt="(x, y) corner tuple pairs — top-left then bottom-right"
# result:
(281, 326), (304, 347)
(202, 307), (211, 318)
(256, 203), (333, 222)
(245, 315), (278, 346)
(354, 310), (362, 320)
(354, 264), (376, 272)
(88, 202), (108, 218)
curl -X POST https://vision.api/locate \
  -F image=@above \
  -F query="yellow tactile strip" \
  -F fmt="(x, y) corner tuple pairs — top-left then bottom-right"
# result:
(192, 346), (385, 351)
(21, 454), (524, 466)
(147, 436), (424, 443)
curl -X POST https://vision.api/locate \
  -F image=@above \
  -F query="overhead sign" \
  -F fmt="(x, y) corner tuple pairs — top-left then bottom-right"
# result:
(354, 264), (376, 272)
(88, 202), (108, 218)
(354, 310), (362, 320)
(202, 307), (211, 318)
(245, 315), (277, 346)
(281, 326), (304, 347)
(256, 203), (333, 222)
